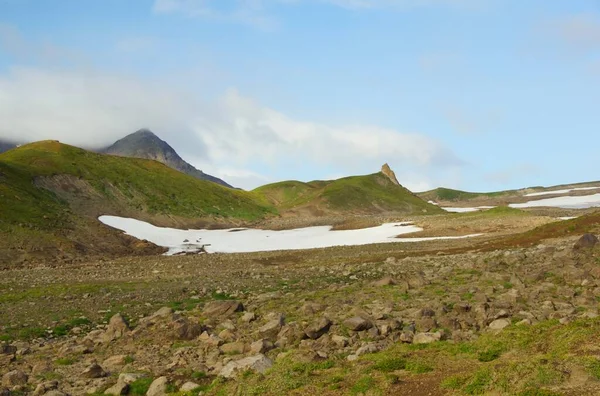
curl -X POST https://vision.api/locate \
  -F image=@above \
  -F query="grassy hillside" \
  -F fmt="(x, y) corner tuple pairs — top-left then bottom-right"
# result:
(418, 187), (514, 202)
(0, 141), (276, 265)
(255, 172), (443, 215)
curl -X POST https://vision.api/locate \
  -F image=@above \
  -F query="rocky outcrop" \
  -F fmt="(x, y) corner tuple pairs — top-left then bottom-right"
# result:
(381, 163), (400, 186)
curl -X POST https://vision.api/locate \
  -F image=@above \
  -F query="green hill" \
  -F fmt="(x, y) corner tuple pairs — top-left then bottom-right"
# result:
(418, 187), (514, 203)
(0, 141), (276, 266)
(254, 172), (443, 216)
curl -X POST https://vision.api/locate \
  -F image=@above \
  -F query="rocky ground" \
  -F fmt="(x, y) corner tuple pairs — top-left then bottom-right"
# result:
(2, 214), (600, 395)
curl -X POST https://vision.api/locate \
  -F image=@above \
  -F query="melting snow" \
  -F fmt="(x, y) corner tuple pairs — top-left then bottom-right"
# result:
(510, 193), (600, 209)
(524, 186), (600, 197)
(99, 216), (482, 255)
(442, 206), (495, 213)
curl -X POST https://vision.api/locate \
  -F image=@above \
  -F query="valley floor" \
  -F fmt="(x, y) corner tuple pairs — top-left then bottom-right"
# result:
(2, 211), (600, 395)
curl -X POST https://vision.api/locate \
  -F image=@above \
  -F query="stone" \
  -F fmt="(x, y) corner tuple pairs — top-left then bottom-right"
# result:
(574, 233), (599, 249)
(516, 319), (532, 326)
(146, 376), (169, 396)
(2, 370), (28, 386)
(304, 317), (332, 340)
(241, 312), (256, 323)
(400, 332), (415, 344)
(220, 342), (247, 355)
(180, 382), (201, 392)
(203, 301), (244, 317)
(250, 339), (274, 354)
(372, 277), (396, 287)
(343, 317), (372, 332)
(102, 355), (128, 371)
(413, 332), (442, 344)
(332, 335), (349, 347)
(32, 381), (58, 396)
(0, 345), (16, 355)
(80, 363), (106, 379)
(356, 343), (381, 356)
(31, 361), (53, 376)
(103, 313), (130, 342)
(220, 354), (273, 378)
(258, 320), (283, 339)
(104, 382), (129, 395)
(173, 318), (202, 340)
(489, 318), (511, 330)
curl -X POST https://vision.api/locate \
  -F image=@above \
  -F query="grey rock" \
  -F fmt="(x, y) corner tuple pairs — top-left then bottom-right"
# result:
(81, 363), (106, 379)
(220, 354), (273, 378)
(146, 376), (169, 396)
(203, 300), (244, 317)
(304, 317), (332, 340)
(2, 370), (28, 386)
(343, 317), (372, 332)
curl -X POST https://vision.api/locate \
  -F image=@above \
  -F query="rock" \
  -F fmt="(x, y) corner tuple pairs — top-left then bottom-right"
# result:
(258, 319), (283, 339)
(31, 361), (53, 376)
(103, 313), (130, 342)
(173, 318), (202, 340)
(32, 381), (58, 396)
(356, 343), (381, 356)
(343, 317), (372, 332)
(220, 342), (248, 355)
(250, 339), (274, 354)
(372, 277), (396, 287)
(203, 300), (244, 317)
(489, 318), (511, 330)
(241, 312), (256, 323)
(413, 332), (442, 344)
(301, 303), (325, 315)
(102, 355), (128, 371)
(220, 354), (273, 378)
(104, 382), (129, 395)
(0, 345), (17, 355)
(81, 363), (106, 379)
(400, 331), (415, 343)
(152, 306), (175, 318)
(2, 370), (28, 386)
(516, 319), (532, 326)
(332, 335), (349, 347)
(574, 233), (599, 249)
(44, 391), (67, 396)
(304, 317), (332, 340)
(180, 382), (201, 392)
(146, 376), (169, 396)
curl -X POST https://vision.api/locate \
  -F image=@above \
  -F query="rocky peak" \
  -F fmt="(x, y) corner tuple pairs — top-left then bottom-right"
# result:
(381, 163), (400, 186)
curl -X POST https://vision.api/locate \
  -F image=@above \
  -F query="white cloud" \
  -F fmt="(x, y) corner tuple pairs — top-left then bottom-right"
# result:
(0, 66), (462, 189)
(547, 14), (600, 54)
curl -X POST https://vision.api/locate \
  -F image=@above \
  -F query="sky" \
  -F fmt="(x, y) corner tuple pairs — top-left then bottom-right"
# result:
(0, 0), (599, 191)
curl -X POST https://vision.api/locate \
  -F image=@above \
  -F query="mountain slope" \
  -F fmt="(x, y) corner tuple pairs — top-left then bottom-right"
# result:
(0, 141), (275, 266)
(254, 166), (443, 216)
(103, 129), (233, 188)
(0, 139), (17, 154)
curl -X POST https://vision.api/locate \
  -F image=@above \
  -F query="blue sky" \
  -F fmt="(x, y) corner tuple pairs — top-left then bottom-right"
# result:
(0, 0), (599, 191)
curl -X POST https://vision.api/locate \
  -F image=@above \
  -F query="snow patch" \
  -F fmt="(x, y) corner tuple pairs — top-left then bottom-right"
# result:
(524, 187), (600, 197)
(510, 193), (600, 209)
(99, 216), (482, 255)
(442, 206), (495, 213)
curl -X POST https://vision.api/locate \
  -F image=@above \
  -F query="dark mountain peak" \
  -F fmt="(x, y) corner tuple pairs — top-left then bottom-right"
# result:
(104, 130), (233, 188)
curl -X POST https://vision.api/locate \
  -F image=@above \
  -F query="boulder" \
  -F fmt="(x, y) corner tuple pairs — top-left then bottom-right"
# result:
(102, 355), (129, 371)
(32, 381), (58, 396)
(80, 363), (106, 379)
(103, 313), (130, 342)
(203, 301), (244, 317)
(356, 343), (382, 356)
(2, 370), (28, 386)
(372, 277), (396, 287)
(343, 317), (372, 332)
(173, 318), (202, 340)
(304, 317), (332, 340)
(220, 342), (248, 355)
(220, 354), (273, 378)
(489, 318), (511, 330)
(180, 382), (201, 392)
(413, 332), (442, 344)
(250, 339), (274, 354)
(146, 376), (169, 396)
(574, 233), (599, 249)
(258, 320), (283, 339)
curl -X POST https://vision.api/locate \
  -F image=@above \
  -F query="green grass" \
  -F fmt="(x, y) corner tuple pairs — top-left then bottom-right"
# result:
(255, 172), (443, 215)
(55, 357), (76, 366)
(350, 375), (377, 395)
(129, 377), (154, 395)
(418, 187), (513, 202)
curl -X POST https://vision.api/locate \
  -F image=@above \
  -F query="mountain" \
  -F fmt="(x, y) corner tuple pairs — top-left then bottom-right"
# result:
(254, 164), (443, 216)
(0, 139), (17, 154)
(0, 140), (275, 266)
(103, 129), (233, 188)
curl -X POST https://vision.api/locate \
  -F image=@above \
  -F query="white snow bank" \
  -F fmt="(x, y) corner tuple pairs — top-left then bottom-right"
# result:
(442, 206), (495, 213)
(99, 216), (482, 255)
(524, 186), (600, 197)
(510, 193), (600, 209)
